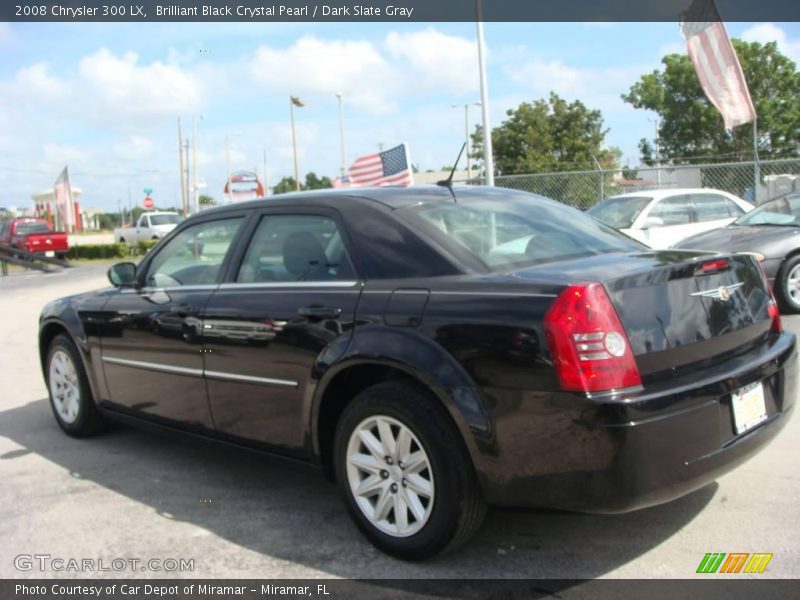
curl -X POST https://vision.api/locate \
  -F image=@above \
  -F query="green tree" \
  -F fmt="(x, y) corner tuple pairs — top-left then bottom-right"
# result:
(304, 172), (332, 190)
(199, 194), (216, 207)
(272, 177), (301, 195)
(623, 40), (800, 163)
(470, 93), (618, 177)
(97, 213), (121, 230)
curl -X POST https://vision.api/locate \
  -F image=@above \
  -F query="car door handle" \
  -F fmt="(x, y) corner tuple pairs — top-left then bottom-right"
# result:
(170, 303), (197, 315)
(297, 306), (342, 320)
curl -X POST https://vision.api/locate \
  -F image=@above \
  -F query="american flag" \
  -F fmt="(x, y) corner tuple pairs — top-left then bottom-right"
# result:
(680, 0), (755, 130)
(53, 166), (74, 231)
(346, 143), (414, 187)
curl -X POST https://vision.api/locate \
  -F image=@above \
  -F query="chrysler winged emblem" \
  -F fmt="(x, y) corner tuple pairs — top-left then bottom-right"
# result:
(691, 282), (744, 301)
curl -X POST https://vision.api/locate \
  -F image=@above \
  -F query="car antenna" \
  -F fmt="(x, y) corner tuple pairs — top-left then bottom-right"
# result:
(436, 142), (467, 201)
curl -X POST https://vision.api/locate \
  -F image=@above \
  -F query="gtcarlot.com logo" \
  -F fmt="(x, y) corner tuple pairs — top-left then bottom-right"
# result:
(696, 552), (773, 574)
(14, 554), (194, 573)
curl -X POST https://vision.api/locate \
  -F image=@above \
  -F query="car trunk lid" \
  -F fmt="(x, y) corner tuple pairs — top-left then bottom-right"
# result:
(513, 250), (776, 378)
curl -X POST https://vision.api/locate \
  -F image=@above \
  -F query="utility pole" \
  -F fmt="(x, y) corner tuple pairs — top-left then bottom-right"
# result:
(263, 148), (270, 196)
(336, 93), (346, 177)
(183, 139), (190, 216)
(177, 117), (187, 214)
(191, 117), (198, 214)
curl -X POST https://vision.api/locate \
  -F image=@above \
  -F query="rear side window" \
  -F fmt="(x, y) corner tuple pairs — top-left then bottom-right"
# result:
(648, 195), (692, 226)
(586, 196), (652, 229)
(693, 194), (738, 221)
(399, 191), (642, 272)
(236, 214), (355, 283)
(15, 221), (50, 235)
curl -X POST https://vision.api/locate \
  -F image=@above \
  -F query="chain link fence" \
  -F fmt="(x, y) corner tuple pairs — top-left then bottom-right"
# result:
(496, 158), (800, 210)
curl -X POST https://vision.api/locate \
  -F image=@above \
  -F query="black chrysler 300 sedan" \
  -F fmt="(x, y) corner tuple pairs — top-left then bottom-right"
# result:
(39, 186), (796, 559)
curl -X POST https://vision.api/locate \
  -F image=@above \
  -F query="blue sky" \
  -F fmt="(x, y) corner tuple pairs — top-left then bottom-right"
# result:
(0, 20), (798, 213)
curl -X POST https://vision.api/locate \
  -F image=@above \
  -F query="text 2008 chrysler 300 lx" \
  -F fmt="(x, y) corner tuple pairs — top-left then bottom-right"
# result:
(39, 186), (796, 559)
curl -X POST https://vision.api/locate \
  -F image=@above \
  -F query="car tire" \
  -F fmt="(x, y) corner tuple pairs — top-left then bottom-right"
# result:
(333, 380), (486, 560)
(118, 237), (126, 244)
(45, 334), (107, 437)
(776, 255), (800, 314)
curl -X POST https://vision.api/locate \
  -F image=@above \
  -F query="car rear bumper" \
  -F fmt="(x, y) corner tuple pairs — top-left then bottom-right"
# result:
(476, 331), (797, 512)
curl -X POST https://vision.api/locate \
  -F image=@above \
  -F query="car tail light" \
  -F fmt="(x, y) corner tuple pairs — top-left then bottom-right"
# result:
(544, 282), (642, 393)
(755, 262), (781, 334)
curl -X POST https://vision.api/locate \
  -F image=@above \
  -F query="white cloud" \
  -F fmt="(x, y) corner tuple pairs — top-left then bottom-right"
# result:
(659, 41), (686, 57)
(247, 29), (479, 114)
(77, 49), (203, 125)
(0, 48), (205, 131)
(112, 135), (155, 161)
(741, 23), (800, 63)
(41, 143), (92, 168)
(509, 59), (643, 113)
(384, 28), (478, 95)
(249, 36), (393, 113)
(11, 63), (67, 98)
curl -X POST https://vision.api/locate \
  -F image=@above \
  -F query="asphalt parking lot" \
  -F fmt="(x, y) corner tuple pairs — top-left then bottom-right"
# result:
(1, 264), (799, 579)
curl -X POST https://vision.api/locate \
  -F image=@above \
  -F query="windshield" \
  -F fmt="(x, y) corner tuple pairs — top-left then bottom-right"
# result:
(735, 195), (800, 226)
(400, 190), (643, 272)
(586, 196), (652, 229)
(149, 214), (182, 226)
(15, 221), (50, 235)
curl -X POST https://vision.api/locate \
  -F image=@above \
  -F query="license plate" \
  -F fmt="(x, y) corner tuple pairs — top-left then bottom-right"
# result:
(44, 251), (55, 257)
(732, 382), (768, 434)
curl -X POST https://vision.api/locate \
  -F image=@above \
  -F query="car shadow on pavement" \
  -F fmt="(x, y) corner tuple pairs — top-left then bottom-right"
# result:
(1, 398), (717, 580)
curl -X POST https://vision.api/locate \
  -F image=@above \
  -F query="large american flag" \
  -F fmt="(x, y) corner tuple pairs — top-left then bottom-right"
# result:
(680, 0), (755, 130)
(345, 143), (414, 187)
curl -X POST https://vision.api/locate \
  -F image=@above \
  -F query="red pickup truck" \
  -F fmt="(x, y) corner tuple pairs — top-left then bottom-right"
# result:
(0, 218), (69, 259)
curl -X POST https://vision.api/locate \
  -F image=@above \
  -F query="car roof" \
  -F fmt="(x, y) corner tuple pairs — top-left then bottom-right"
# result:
(195, 185), (525, 216)
(605, 188), (742, 201)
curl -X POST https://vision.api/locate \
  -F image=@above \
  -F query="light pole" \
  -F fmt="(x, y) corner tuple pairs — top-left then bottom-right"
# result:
(475, 1), (494, 186)
(452, 102), (482, 181)
(225, 132), (242, 204)
(290, 95), (306, 191)
(336, 93), (346, 178)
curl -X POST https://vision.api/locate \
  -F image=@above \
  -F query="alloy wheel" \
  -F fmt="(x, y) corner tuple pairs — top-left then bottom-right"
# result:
(345, 415), (435, 537)
(49, 349), (81, 424)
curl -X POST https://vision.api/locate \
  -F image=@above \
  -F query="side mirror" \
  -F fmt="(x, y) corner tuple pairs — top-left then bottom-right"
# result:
(641, 217), (664, 229)
(108, 262), (138, 287)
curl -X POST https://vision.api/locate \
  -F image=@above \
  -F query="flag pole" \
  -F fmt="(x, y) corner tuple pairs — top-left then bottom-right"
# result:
(475, 0), (494, 186)
(753, 118), (760, 204)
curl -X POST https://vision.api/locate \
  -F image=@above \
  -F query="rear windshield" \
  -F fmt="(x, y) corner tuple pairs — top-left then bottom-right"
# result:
(399, 191), (643, 272)
(586, 196), (652, 229)
(150, 214), (182, 225)
(15, 222), (50, 235)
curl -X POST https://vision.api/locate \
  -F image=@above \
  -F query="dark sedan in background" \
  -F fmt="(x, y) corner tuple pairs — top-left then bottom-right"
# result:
(678, 192), (800, 313)
(39, 186), (796, 560)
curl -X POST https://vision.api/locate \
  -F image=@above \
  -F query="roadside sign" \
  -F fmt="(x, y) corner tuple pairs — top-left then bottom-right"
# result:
(143, 188), (153, 196)
(143, 196), (154, 209)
